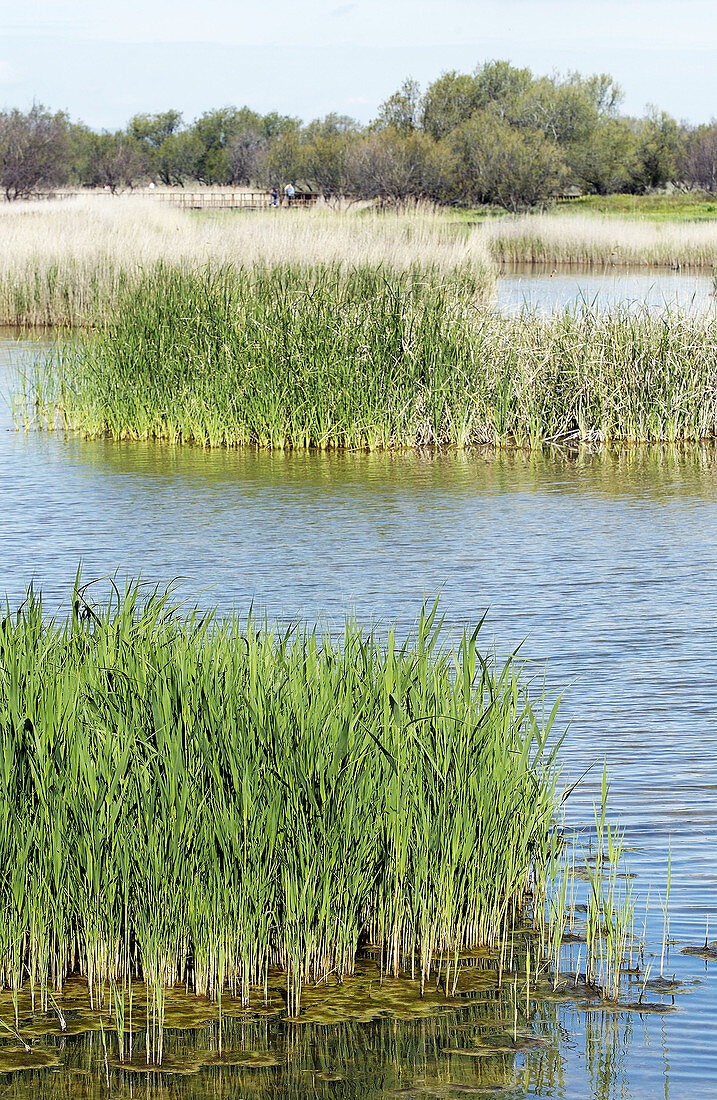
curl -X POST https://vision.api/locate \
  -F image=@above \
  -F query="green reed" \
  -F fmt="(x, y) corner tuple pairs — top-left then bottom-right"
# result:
(0, 579), (561, 1040)
(22, 263), (717, 449)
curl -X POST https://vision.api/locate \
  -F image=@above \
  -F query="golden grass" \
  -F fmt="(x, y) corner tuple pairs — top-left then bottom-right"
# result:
(0, 195), (495, 325)
(480, 212), (717, 268)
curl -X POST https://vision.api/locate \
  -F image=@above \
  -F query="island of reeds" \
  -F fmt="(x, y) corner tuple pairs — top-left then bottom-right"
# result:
(24, 260), (717, 449)
(7, 197), (717, 448)
(0, 581), (562, 1038)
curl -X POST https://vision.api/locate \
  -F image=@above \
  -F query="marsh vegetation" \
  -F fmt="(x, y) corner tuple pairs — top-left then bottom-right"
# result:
(483, 211), (717, 268)
(0, 581), (561, 1032)
(0, 199), (493, 327)
(23, 260), (717, 448)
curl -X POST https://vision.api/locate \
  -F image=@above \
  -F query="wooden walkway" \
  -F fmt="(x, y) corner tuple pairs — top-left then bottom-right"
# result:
(157, 191), (319, 210)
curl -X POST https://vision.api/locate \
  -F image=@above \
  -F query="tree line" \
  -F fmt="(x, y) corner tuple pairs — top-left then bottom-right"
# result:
(2, 62), (716, 209)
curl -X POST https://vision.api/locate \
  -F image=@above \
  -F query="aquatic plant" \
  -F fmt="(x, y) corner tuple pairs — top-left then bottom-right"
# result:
(0, 579), (562, 1039)
(0, 197), (494, 326)
(24, 264), (717, 448)
(481, 211), (717, 268)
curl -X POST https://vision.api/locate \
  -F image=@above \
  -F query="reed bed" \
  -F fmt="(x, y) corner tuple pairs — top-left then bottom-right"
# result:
(481, 212), (717, 268)
(25, 264), (717, 447)
(0, 196), (494, 326)
(0, 580), (561, 1026)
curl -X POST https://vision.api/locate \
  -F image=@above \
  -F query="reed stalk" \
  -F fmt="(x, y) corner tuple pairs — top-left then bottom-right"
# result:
(22, 265), (717, 449)
(0, 580), (563, 1050)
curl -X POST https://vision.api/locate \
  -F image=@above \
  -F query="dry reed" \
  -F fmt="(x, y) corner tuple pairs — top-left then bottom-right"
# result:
(0, 196), (494, 326)
(481, 212), (717, 269)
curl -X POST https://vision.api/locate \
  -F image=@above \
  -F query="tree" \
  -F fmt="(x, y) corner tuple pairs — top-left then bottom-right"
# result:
(347, 131), (438, 201)
(259, 112), (301, 139)
(190, 106), (289, 184)
(684, 123), (717, 192)
(633, 109), (686, 190)
(513, 77), (598, 145)
(259, 130), (305, 189)
(448, 112), (566, 210)
(151, 130), (203, 186)
(127, 110), (190, 184)
(128, 110), (183, 152)
(568, 117), (640, 194)
(373, 79), (422, 133)
(0, 105), (71, 200)
(295, 115), (359, 198)
(472, 61), (534, 118)
(226, 126), (265, 186)
(74, 130), (145, 192)
(421, 71), (484, 140)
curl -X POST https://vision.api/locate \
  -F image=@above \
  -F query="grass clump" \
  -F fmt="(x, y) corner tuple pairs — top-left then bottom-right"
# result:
(0, 197), (494, 326)
(0, 580), (561, 1022)
(481, 211), (717, 267)
(25, 264), (717, 448)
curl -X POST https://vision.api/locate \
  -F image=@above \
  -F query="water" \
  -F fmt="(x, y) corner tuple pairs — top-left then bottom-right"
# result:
(496, 263), (716, 314)
(1, 332), (717, 1098)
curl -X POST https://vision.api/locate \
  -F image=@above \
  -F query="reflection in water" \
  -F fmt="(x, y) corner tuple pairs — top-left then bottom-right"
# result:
(1, 335), (717, 1097)
(0, 990), (694, 1100)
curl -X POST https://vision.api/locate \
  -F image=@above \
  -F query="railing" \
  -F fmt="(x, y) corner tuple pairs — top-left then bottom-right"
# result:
(157, 191), (319, 210)
(6, 189), (320, 209)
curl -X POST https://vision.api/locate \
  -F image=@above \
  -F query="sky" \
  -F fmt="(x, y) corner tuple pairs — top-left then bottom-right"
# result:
(0, 0), (715, 130)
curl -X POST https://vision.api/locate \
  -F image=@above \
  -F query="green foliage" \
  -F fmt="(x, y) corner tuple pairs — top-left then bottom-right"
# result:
(0, 581), (560, 1014)
(26, 264), (717, 448)
(190, 106), (300, 185)
(299, 115), (362, 195)
(421, 71), (484, 140)
(633, 110), (687, 191)
(0, 64), (695, 206)
(347, 131), (443, 201)
(126, 110), (198, 185)
(128, 109), (183, 149)
(448, 111), (566, 209)
(373, 78), (423, 134)
(73, 130), (145, 192)
(471, 60), (535, 114)
(567, 118), (640, 196)
(0, 105), (71, 200)
(371, 63), (635, 207)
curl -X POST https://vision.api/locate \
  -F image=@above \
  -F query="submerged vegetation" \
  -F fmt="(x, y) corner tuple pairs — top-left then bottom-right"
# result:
(24, 263), (717, 448)
(0, 580), (562, 1029)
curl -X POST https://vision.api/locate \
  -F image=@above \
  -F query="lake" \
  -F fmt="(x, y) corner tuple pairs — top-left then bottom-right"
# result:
(496, 263), (716, 314)
(1, 328), (716, 1099)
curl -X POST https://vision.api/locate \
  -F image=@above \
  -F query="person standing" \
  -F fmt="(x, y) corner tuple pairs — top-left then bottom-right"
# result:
(284, 181), (295, 206)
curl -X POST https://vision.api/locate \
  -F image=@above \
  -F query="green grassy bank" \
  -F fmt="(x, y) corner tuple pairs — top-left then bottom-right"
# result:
(553, 192), (717, 223)
(24, 264), (717, 447)
(0, 580), (560, 1021)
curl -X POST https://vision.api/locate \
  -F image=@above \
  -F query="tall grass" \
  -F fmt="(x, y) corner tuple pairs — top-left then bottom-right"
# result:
(481, 211), (717, 268)
(0, 579), (561, 1030)
(0, 196), (494, 326)
(25, 264), (717, 447)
